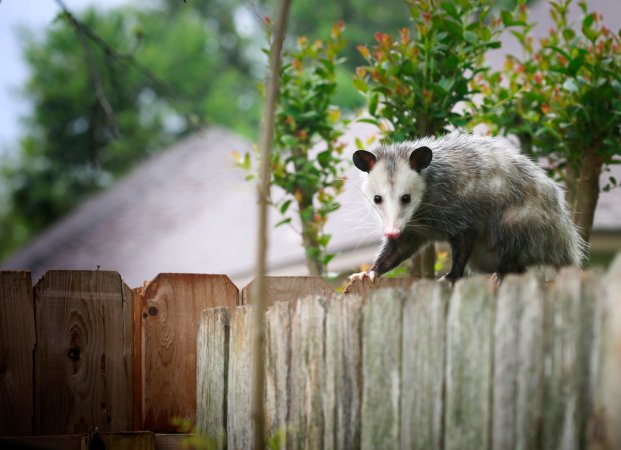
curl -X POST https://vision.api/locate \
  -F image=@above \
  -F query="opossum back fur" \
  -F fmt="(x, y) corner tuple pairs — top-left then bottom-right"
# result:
(368, 132), (586, 272)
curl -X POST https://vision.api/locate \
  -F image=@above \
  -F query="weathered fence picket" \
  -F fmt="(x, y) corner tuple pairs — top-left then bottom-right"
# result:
(0, 271), (35, 436)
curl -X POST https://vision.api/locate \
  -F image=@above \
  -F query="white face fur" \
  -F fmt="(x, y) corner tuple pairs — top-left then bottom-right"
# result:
(363, 159), (426, 239)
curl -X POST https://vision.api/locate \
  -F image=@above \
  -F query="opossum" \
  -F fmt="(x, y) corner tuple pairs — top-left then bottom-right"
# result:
(348, 132), (586, 283)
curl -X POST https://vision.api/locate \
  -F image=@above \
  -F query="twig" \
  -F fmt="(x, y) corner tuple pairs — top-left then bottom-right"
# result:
(251, 0), (291, 447)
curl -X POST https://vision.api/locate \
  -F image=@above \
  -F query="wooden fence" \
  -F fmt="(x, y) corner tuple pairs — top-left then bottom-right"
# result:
(1, 259), (620, 449)
(196, 259), (621, 450)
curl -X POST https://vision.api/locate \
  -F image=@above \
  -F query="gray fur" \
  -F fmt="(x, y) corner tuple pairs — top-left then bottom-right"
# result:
(357, 132), (587, 280)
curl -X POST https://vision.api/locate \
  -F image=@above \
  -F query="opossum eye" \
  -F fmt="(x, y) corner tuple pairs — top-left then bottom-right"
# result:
(401, 194), (411, 204)
(373, 195), (383, 204)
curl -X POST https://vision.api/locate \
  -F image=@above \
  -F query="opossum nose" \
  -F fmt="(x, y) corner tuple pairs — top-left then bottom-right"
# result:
(384, 228), (401, 240)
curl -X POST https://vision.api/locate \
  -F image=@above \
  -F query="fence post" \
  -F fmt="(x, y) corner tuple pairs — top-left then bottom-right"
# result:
(492, 273), (545, 450)
(444, 277), (496, 450)
(0, 271), (35, 436)
(196, 307), (229, 450)
(361, 288), (405, 450)
(400, 280), (450, 450)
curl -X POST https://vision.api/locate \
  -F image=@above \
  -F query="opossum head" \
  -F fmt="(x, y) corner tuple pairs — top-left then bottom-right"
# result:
(353, 146), (432, 240)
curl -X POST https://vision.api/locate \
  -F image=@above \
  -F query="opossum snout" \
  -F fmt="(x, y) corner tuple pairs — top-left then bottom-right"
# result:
(384, 227), (401, 240)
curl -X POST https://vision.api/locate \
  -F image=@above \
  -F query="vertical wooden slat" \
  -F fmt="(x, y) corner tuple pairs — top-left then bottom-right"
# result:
(361, 288), (405, 450)
(0, 271), (35, 436)
(33, 270), (134, 435)
(241, 276), (334, 306)
(265, 301), (292, 449)
(133, 286), (144, 431)
(588, 255), (621, 450)
(141, 274), (238, 431)
(400, 280), (450, 450)
(542, 268), (598, 450)
(324, 294), (364, 450)
(196, 307), (229, 450)
(345, 277), (416, 300)
(288, 296), (327, 450)
(492, 273), (544, 450)
(227, 306), (254, 450)
(444, 277), (496, 450)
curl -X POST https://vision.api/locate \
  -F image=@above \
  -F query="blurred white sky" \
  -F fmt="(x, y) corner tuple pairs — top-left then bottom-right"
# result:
(0, 0), (129, 155)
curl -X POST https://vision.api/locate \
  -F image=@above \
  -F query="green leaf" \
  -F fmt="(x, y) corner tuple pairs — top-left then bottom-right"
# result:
(501, 11), (514, 27)
(317, 150), (332, 168)
(275, 217), (292, 228)
(567, 55), (584, 76)
(463, 30), (478, 44)
(357, 117), (381, 126)
(280, 199), (292, 214)
(369, 92), (379, 116)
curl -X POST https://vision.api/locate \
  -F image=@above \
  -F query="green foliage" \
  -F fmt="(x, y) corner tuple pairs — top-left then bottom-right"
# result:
(238, 22), (348, 275)
(353, 0), (515, 140)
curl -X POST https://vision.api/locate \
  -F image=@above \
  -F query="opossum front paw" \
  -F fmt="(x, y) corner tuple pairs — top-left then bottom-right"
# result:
(344, 270), (377, 293)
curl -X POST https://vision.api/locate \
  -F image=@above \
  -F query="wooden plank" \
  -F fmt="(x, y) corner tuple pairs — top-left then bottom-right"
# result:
(141, 274), (238, 431)
(93, 431), (155, 450)
(241, 276), (334, 306)
(288, 296), (328, 450)
(361, 288), (405, 450)
(0, 434), (86, 449)
(0, 271), (35, 436)
(400, 280), (450, 450)
(345, 277), (417, 300)
(324, 294), (364, 450)
(196, 307), (229, 450)
(155, 434), (197, 450)
(264, 301), (291, 449)
(492, 273), (544, 450)
(588, 255), (621, 450)
(133, 287), (144, 431)
(444, 276), (496, 450)
(542, 268), (598, 450)
(226, 305), (254, 450)
(34, 270), (134, 435)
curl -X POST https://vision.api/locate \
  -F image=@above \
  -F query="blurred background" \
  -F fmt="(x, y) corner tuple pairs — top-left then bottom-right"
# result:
(0, 0), (619, 287)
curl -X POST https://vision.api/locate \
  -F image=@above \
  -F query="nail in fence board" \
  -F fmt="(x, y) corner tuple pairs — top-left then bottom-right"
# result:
(345, 277), (417, 300)
(33, 270), (134, 435)
(324, 294), (364, 450)
(400, 280), (450, 450)
(241, 276), (334, 306)
(361, 288), (405, 450)
(196, 307), (229, 450)
(543, 268), (598, 450)
(589, 256), (621, 450)
(492, 273), (544, 450)
(226, 306), (254, 450)
(288, 296), (328, 449)
(141, 274), (238, 431)
(444, 277), (496, 450)
(264, 301), (291, 446)
(0, 271), (35, 437)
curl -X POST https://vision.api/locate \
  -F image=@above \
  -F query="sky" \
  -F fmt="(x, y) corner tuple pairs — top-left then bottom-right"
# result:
(0, 0), (129, 155)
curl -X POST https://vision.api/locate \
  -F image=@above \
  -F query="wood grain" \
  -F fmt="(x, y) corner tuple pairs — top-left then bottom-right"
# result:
(542, 268), (597, 450)
(241, 276), (334, 306)
(288, 296), (328, 450)
(444, 276), (496, 450)
(324, 294), (364, 450)
(196, 307), (229, 450)
(141, 274), (238, 431)
(492, 273), (544, 450)
(588, 256), (621, 450)
(361, 288), (405, 450)
(155, 433), (196, 450)
(33, 270), (134, 435)
(0, 271), (35, 436)
(226, 306), (254, 450)
(94, 431), (155, 450)
(344, 277), (417, 300)
(0, 434), (86, 449)
(400, 280), (450, 450)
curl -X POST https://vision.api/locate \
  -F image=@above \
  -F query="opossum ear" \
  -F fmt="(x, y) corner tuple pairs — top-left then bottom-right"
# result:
(410, 146), (432, 172)
(353, 150), (377, 172)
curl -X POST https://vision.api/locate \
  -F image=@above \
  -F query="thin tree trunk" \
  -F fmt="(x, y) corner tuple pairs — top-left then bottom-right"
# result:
(567, 150), (603, 245)
(298, 197), (323, 276)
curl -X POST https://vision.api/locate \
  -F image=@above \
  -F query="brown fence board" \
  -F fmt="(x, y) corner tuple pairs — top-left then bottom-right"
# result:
(0, 271), (35, 437)
(444, 277), (496, 450)
(345, 277), (417, 299)
(241, 276), (334, 306)
(0, 434), (86, 449)
(141, 274), (238, 431)
(400, 280), (449, 450)
(155, 433), (195, 450)
(33, 270), (134, 435)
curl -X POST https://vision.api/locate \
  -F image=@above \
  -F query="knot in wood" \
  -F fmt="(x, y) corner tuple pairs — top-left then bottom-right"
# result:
(148, 306), (158, 316)
(68, 347), (81, 361)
